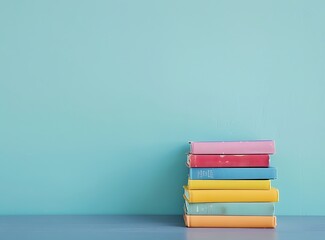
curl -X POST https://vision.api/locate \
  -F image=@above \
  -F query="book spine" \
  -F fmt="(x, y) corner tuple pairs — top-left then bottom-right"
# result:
(188, 154), (270, 168)
(190, 140), (275, 154)
(187, 179), (271, 190)
(184, 215), (277, 228)
(189, 167), (277, 180)
(185, 202), (275, 216)
(186, 188), (279, 203)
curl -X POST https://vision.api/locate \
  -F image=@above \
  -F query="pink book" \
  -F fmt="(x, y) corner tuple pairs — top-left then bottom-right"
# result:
(189, 140), (275, 154)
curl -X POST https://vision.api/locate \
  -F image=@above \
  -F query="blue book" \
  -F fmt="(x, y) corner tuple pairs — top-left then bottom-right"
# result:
(189, 167), (277, 180)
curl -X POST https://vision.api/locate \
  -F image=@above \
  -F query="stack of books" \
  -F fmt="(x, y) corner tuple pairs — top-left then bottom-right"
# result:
(183, 140), (279, 228)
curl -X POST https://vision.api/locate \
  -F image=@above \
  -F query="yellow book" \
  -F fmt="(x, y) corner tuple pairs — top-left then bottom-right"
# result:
(184, 214), (277, 228)
(188, 179), (270, 190)
(184, 186), (279, 203)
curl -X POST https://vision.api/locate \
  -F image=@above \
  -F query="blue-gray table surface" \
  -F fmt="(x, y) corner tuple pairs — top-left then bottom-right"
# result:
(0, 215), (324, 240)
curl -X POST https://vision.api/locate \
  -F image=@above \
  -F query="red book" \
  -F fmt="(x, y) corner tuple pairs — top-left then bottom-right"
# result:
(187, 154), (270, 168)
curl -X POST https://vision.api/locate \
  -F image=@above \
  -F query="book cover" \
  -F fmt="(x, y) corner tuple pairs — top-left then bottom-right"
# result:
(184, 186), (279, 203)
(187, 154), (270, 168)
(184, 214), (276, 228)
(185, 200), (275, 215)
(189, 140), (275, 154)
(187, 179), (271, 190)
(189, 167), (277, 180)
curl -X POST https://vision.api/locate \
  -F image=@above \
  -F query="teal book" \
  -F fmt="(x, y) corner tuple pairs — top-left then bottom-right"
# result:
(185, 200), (275, 216)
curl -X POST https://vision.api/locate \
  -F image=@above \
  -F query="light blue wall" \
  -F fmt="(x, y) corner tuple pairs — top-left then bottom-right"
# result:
(1, 0), (324, 215)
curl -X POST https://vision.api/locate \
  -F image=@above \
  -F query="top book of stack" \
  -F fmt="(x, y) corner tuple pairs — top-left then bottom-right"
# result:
(189, 140), (275, 155)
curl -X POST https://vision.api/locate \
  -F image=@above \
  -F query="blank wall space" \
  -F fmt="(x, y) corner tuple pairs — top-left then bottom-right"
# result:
(0, 0), (324, 215)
